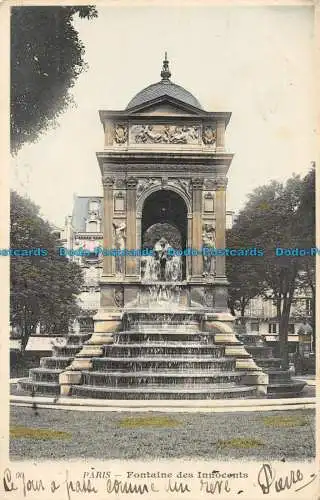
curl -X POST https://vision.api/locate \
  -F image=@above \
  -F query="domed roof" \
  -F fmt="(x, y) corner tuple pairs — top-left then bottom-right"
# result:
(126, 54), (202, 110)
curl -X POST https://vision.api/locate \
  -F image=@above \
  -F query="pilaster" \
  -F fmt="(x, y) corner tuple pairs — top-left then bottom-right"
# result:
(126, 177), (138, 277)
(216, 119), (225, 152)
(214, 179), (227, 279)
(191, 178), (203, 279)
(102, 176), (114, 276)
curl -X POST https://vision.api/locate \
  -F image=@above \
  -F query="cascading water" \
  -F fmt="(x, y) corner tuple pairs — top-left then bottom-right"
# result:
(20, 238), (262, 400)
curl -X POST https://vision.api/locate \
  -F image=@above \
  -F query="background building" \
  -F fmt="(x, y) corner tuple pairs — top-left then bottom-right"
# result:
(55, 195), (104, 312)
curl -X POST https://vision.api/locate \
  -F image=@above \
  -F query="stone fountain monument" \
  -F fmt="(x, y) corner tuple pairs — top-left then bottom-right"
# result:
(20, 55), (269, 399)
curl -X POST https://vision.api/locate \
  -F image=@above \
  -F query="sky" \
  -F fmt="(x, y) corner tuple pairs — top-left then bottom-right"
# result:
(11, 4), (316, 227)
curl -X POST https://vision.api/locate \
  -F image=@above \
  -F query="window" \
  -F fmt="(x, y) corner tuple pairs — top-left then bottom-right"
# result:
(87, 221), (98, 232)
(268, 323), (277, 334)
(250, 322), (260, 332)
(306, 298), (312, 316)
(288, 324), (295, 334)
(89, 200), (99, 212)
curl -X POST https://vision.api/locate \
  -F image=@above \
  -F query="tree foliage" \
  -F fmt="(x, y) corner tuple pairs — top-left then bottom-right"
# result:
(11, 6), (97, 153)
(295, 165), (316, 345)
(227, 168), (315, 369)
(10, 191), (84, 351)
(226, 228), (262, 320)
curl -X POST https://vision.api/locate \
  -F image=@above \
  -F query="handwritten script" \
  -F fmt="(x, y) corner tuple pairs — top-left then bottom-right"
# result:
(257, 463), (317, 494)
(1, 465), (317, 498)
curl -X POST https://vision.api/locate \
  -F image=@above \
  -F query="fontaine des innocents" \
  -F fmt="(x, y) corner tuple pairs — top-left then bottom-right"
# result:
(20, 55), (305, 400)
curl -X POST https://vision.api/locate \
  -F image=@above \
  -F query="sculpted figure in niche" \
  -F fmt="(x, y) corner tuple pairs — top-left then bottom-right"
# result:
(202, 224), (215, 276)
(114, 288), (124, 308)
(153, 237), (171, 281)
(112, 222), (126, 274)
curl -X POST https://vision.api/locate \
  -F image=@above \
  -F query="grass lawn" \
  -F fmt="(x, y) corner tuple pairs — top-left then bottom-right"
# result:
(10, 406), (315, 461)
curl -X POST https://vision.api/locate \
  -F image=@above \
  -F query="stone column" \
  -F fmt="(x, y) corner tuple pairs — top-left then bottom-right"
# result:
(191, 178), (203, 278)
(214, 179), (227, 278)
(102, 176), (114, 276)
(126, 177), (138, 276)
(216, 120), (225, 152)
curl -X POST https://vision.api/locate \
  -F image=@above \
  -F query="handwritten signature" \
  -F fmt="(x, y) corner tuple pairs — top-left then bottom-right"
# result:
(257, 463), (317, 494)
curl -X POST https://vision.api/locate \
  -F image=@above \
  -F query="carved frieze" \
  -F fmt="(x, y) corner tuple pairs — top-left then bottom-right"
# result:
(204, 177), (228, 190)
(114, 124), (128, 144)
(131, 124), (200, 144)
(161, 176), (168, 188)
(175, 178), (191, 194)
(202, 125), (216, 145)
(137, 178), (161, 198)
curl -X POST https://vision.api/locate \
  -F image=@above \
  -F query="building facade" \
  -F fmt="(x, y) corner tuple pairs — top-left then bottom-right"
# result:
(55, 196), (104, 312)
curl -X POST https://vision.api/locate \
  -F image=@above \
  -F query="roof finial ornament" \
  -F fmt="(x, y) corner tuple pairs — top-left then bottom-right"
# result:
(160, 51), (171, 82)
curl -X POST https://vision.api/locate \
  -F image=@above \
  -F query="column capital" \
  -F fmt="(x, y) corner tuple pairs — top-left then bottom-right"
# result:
(215, 177), (228, 190)
(102, 176), (115, 188)
(126, 177), (138, 189)
(191, 178), (204, 190)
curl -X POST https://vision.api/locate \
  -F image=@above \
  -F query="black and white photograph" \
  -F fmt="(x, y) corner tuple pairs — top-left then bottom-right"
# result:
(2, 1), (318, 499)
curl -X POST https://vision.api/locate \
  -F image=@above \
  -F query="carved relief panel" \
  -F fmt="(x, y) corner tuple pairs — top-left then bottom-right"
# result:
(130, 124), (200, 145)
(114, 192), (125, 212)
(202, 125), (216, 146)
(113, 123), (128, 145)
(204, 192), (214, 213)
(112, 122), (216, 147)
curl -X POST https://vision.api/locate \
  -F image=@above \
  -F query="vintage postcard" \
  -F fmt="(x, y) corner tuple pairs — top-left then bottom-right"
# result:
(0, 1), (318, 499)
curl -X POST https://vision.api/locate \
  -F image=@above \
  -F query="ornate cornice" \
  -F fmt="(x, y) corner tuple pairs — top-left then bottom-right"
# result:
(97, 151), (234, 170)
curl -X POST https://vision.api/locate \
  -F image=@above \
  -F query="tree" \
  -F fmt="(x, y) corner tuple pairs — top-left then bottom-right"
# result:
(10, 191), (84, 351)
(295, 165), (316, 348)
(11, 6), (97, 153)
(229, 173), (314, 370)
(226, 228), (262, 321)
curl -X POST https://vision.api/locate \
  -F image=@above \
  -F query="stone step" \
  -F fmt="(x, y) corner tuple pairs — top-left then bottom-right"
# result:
(52, 344), (82, 356)
(40, 357), (74, 369)
(71, 384), (257, 400)
(65, 333), (92, 344)
(243, 345), (274, 358)
(92, 357), (236, 372)
(267, 380), (306, 398)
(82, 370), (243, 387)
(103, 343), (225, 357)
(18, 378), (60, 396)
(113, 333), (215, 343)
(29, 368), (64, 383)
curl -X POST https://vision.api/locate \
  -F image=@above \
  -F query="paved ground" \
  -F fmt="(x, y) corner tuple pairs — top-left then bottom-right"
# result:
(10, 406), (315, 461)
